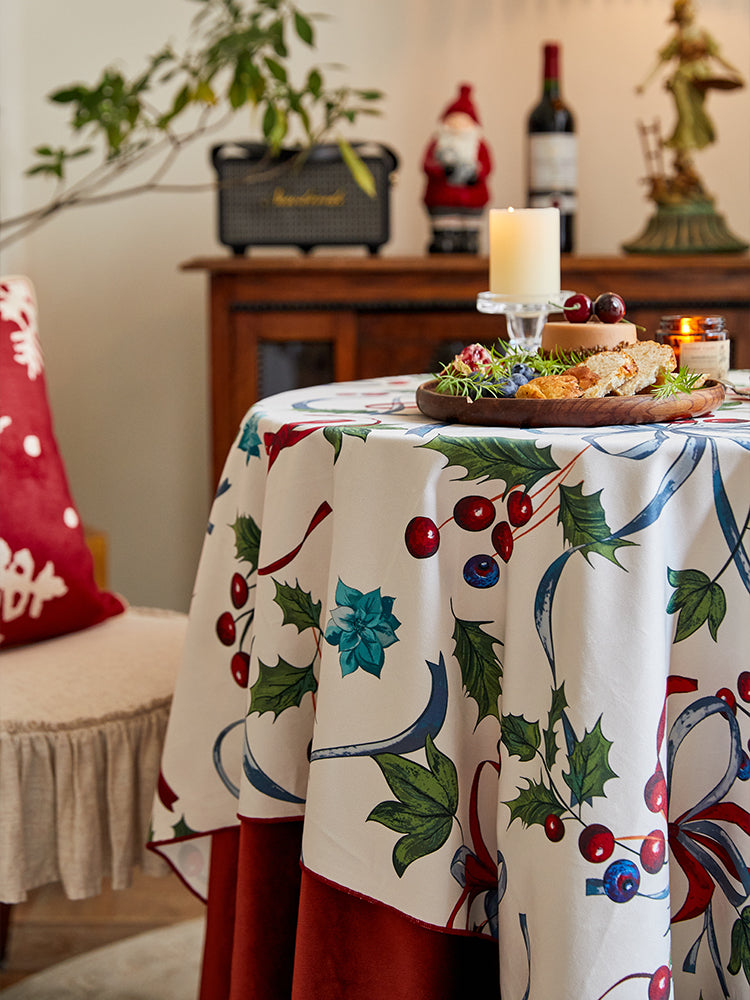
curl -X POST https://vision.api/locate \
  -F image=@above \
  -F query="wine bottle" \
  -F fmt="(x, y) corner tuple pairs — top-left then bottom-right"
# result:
(527, 42), (577, 253)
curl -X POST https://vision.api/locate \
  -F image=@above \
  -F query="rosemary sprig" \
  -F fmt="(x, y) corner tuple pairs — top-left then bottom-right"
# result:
(651, 366), (706, 398)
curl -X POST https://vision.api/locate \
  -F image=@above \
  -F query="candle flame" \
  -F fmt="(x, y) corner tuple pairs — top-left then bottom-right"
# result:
(680, 317), (699, 335)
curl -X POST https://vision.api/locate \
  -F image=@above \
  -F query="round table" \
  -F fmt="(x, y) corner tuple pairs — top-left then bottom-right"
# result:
(150, 374), (750, 1000)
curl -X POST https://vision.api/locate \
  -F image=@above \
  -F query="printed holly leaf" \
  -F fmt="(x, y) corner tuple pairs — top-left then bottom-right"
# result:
(273, 579), (321, 633)
(238, 412), (262, 461)
(422, 436), (558, 492)
(544, 684), (568, 769)
(368, 735), (458, 876)
(667, 567), (726, 643)
(562, 716), (617, 806)
(323, 425), (371, 462)
(452, 614), (503, 726)
(249, 655), (317, 719)
(231, 514), (261, 572)
(558, 483), (636, 566)
(501, 714), (540, 762)
(505, 778), (562, 828)
(729, 907), (750, 983)
(171, 814), (198, 838)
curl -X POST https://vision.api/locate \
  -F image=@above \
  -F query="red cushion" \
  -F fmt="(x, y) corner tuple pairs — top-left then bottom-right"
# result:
(0, 276), (125, 648)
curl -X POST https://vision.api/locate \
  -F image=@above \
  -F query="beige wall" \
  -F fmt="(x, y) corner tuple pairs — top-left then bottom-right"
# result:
(1, 0), (749, 611)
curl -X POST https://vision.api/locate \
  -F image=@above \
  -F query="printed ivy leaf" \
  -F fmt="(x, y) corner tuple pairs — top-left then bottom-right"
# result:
(422, 436), (558, 492)
(501, 714), (540, 762)
(562, 716), (617, 806)
(728, 906), (750, 983)
(231, 514), (261, 572)
(544, 684), (568, 769)
(323, 425), (371, 462)
(452, 614), (503, 726)
(273, 579), (322, 633)
(171, 814), (198, 838)
(368, 735), (458, 876)
(667, 567), (726, 642)
(558, 483), (636, 566)
(249, 655), (317, 719)
(505, 778), (562, 828)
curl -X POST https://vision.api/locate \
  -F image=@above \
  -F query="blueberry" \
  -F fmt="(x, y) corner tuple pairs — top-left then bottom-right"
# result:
(463, 554), (500, 588)
(602, 858), (640, 903)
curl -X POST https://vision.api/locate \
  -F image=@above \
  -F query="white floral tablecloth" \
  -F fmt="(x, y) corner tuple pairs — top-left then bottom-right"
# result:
(151, 374), (750, 1000)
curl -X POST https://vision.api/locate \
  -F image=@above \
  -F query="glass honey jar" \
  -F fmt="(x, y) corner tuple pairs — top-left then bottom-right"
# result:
(656, 315), (730, 380)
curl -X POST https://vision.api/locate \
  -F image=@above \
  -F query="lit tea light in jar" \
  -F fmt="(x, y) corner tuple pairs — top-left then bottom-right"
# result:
(657, 315), (730, 379)
(489, 207), (560, 303)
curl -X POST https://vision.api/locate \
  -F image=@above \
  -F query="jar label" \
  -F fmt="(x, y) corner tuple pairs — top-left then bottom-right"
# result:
(528, 134), (578, 191)
(679, 339), (730, 379)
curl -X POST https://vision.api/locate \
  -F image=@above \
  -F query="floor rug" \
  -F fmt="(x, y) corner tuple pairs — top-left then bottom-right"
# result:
(0, 917), (204, 1000)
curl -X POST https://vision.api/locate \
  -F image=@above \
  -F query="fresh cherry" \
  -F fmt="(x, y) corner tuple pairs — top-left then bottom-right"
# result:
(738, 671), (750, 702)
(644, 765), (667, 816)
(463, 554), (500, 588)
(491, 521), (513, 562)
(544, 814), (565, 842)
(593, 292), (626, 324)
(716, 687), (737, 713)
(454, 495), (496, 531)
(640, 829), (666, 874)
(216, 611), (236, 646)
(563, 292), (593, 323)
(231, 572), (249, 609)
(602, 858), (640, 903)
(405, 516), (440, 558)
(648, 965), (671, 1000)
(507, 490), (533, 527)
(231, 651), (250, 687)
(578, 823), (615, 863)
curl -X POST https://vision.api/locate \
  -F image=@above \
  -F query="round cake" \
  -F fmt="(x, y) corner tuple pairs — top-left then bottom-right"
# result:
(541, 320), (638, 355)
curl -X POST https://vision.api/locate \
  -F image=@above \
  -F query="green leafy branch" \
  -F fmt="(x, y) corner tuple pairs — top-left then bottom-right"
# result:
(503, 689), (618, 829)
(0, 0), (383, 248)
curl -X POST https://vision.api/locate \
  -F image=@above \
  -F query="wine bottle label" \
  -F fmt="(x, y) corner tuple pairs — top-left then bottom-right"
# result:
(528, 134), (577, 191)
(679, 339), (730, 379)
(529, 192), (577, 212)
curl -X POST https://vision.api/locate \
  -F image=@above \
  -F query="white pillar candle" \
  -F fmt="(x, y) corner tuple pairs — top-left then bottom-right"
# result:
(489, 207), (561, 302)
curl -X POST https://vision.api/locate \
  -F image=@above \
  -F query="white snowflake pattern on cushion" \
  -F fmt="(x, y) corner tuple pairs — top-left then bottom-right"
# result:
(0, 537), (68, 628)
(0, 277), (43, 380)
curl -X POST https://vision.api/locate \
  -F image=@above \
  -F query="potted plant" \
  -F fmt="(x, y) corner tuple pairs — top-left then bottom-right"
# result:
(0, 0), (383, 250)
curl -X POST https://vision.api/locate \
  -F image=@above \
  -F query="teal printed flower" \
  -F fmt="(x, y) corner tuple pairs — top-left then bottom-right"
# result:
(325, 580), (400, 677)
(238, 412), (262, 462)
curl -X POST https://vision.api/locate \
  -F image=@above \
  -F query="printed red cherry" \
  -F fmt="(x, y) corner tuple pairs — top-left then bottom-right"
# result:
(644, 766), (667, 816)
(405, 516), (440, 558)
(593, 292), (626, 324)
(738, 671), (750, 702)
(231, 572), (249, 609)
(453, 495), (496, 531)
(578, 823), (615, 863)
(544, 814), (565, 842)
(640, 829), (666, 874)
(648, 965), (671, 1000)
(716, 687), (737, 713)
(507, 490), (533, 527)
(491, 521), (514, 562)
(231, 651), (250, 687)
(216, 611), (236, 645)
(563, 292), (593, 323)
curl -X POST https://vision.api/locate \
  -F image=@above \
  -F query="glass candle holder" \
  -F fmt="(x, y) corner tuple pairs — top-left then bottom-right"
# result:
(656, 315), (730, 379)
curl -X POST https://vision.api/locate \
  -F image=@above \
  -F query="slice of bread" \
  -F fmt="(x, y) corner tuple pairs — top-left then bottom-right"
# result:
(515, 374), (584, 399)
(571, 351), (638, 398)
(613, 342), (677, 396)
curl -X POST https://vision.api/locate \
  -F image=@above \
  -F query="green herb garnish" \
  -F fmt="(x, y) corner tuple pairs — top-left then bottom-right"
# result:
(651, 366), (706, 399)
(432, 342), (587, 400)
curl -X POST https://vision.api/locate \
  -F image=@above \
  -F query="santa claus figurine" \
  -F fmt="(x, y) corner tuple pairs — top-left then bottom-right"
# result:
(422, 83), (492, 253)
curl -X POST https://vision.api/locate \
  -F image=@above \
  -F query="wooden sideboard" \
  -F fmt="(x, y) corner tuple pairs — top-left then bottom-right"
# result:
(182, 254), (750, 486)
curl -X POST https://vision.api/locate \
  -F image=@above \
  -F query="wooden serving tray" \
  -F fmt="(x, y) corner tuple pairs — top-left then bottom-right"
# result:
(415, 379), (725, 428)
